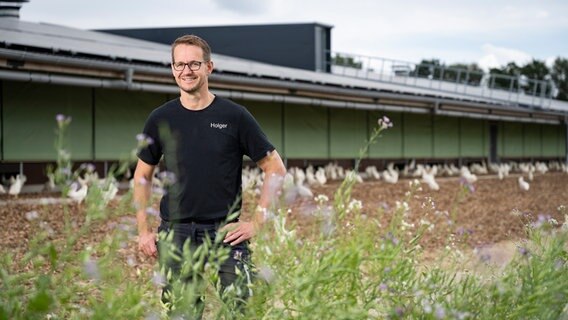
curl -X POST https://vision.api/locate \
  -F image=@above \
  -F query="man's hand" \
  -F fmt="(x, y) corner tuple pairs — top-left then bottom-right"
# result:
(221, 221), (257, 246)
(138, 232), (157, 257)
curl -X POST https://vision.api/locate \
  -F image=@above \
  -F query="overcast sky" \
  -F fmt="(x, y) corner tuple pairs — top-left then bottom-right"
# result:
(20, 0), (568, 71)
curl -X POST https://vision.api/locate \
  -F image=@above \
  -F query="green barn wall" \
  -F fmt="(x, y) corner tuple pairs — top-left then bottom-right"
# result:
(236, 100), (284, 156)
(94, 89), (166, 159)
(1, 81), (566, 164)
(329, 108), (368, 158)
(403, 113), (433, 158)
(501, 122), (524, 158)
(460, 118), (486, 158)
(284, 104), (328, 158)
(3, 82), (92, 161)
(433, 115), (460, 158)
(523, 123), (542, 157)
(542, 124), (560, 157)
(368, 111), (403, 158)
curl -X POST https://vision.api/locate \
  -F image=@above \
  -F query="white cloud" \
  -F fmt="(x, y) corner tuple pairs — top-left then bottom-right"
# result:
(477, 44), (532, 71)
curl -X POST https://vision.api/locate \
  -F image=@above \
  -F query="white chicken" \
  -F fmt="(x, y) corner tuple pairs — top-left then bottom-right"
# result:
(8, 174), (26, 197)
(518, 176), (530, 191)
(68, 181), (88, 204)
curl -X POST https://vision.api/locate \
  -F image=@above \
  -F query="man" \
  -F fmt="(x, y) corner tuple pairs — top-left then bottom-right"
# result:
(134, 34), (286, 317)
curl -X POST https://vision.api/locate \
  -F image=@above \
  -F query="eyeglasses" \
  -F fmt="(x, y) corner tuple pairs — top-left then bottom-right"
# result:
(172, 60), (207, 71)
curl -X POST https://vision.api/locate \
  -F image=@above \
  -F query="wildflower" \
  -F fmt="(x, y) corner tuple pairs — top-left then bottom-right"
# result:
(145, 206), (160, 217)
(531, 214), (551, 229)
(152, 271), (166, 287)
(384, 232), (399, 245)
(394, 306), (404, 317)
(347, 199), (363, 212)
(39, 221), (55, 236)
(25, 210), (39, 221)
(377, 115), (393, 130)
(257, 265), (276, 283)
(479, 253), (491, 263)
(126, 256), (137, 267)
(55, 114), (71, 127)
(314, 194), (329, 205)
(517, 246), (530, 257)
(379, 283), (388, 291)
(58, 150), (71, 162)
(422, 300), (433, 313)
(400, 220), (415, 230)
(459, 177), (475, 193)
(456, 227), (472, 236)
(158, 171), (177, 186)
(83, 257), (100, 281)
(135, 133), (154, 148)
(434, 305), (446, 319)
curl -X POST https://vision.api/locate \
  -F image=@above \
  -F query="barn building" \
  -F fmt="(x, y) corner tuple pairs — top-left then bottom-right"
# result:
(0, 2), (566, 188)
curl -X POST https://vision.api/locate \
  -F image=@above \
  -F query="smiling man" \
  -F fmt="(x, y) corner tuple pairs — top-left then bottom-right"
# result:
(133, 34), (286, 317)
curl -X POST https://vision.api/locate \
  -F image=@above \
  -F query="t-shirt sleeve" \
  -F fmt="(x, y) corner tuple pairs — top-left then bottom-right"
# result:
(238, 108), (275, 163)
(137, 114), (163, 166)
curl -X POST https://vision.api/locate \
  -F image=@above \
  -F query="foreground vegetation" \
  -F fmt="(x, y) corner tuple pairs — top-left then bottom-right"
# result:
(1, 116), (567, 319)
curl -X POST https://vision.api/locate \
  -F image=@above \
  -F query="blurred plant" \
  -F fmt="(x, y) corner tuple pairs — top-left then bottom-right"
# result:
(2, 115), (568, 319)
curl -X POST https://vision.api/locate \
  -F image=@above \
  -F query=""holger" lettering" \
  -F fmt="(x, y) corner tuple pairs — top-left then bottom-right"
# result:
(210, 123), (228, 129)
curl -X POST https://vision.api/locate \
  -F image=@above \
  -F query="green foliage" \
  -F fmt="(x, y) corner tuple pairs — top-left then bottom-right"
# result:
(333, 53), (363, 69)
(2, 117), (568, 319)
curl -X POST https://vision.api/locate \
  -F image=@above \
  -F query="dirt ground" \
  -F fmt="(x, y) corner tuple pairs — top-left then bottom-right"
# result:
(1, 172), (567, 272)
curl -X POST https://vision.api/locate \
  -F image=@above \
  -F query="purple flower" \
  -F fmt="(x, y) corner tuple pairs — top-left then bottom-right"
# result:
(456, 227), (473, 236)
(56, 114), (66, 123)
(145, 207), (160, 217)
(435, 306), (446, 319)
(136, 133), (154, 147)
(518, 246), (530, 257)
(83, 257), (100, 281)
(384, 231), (399, 245)
(158, 171), (177, 186)
(394, 306), (404, 317)
(152, 271), (166, 287)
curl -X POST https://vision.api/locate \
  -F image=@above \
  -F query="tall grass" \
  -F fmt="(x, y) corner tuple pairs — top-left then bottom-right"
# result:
(1, 116), (567, 319)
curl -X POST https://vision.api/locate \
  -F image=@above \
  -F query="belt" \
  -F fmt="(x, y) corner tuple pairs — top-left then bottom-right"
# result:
(164, 216), (236, 225)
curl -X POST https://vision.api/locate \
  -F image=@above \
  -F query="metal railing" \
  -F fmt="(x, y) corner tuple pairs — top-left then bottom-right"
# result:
(327, 51), (557, 108)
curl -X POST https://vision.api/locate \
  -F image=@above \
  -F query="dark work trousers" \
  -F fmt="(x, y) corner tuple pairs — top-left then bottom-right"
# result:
(156, 220), (252, 319)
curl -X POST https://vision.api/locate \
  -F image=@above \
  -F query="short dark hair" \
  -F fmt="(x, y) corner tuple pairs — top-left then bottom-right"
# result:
(171, 35), (211, 62)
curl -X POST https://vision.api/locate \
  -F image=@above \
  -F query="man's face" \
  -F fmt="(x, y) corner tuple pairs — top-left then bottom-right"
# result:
(171, 44), (213, 94)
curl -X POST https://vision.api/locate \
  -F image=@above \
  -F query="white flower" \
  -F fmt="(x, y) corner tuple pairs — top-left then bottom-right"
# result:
(377, 116), (393, 130)
(314, 194), (329, 204)
(25, 211), (39, 221)
(347, 199), (363, 212)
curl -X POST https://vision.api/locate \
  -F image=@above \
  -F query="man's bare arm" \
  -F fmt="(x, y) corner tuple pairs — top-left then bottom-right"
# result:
(133, 159), (158, 257)
(223, 150), (286, 245)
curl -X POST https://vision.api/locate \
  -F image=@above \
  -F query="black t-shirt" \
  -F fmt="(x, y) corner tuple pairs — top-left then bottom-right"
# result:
(137, 96), (275, 222)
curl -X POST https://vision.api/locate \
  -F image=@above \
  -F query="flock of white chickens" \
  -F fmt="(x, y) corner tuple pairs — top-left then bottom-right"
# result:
(242, 159), (568, 195)
(2, 160), (566, 201)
